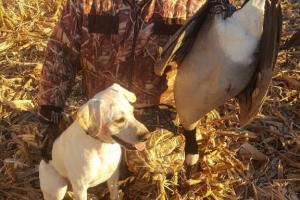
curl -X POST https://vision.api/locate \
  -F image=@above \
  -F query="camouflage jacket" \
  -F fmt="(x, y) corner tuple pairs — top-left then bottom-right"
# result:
(38, 0), (204, 108)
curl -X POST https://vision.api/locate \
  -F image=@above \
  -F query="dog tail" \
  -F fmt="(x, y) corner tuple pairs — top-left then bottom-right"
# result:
(39, 160), (68, 200)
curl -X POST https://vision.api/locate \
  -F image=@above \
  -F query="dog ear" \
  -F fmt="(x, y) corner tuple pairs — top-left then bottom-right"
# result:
(76, 99), (104, 137)
(111, 83), (137, 103)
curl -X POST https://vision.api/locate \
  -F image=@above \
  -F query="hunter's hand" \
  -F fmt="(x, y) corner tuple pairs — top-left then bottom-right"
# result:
(36, 105), (62, 162)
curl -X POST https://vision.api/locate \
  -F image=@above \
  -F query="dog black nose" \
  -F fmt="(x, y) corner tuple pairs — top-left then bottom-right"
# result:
(138, 132), (151, 142)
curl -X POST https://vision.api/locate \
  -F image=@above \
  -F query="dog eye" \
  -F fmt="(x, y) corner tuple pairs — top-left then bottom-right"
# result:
(114, 117), (125, 124)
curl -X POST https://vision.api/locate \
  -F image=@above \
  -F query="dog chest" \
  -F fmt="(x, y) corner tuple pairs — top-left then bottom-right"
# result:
(88, 143), (122, 187)
(51, 122), (122, 187)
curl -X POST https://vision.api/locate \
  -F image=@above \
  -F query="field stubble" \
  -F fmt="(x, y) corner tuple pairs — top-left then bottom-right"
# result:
(0, 0), (299, 199)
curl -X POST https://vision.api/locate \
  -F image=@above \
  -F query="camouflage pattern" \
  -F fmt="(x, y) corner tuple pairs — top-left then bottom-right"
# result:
(39, 0), (204, 108)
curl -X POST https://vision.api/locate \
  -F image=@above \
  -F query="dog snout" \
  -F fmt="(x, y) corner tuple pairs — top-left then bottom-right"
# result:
(135, 121), (150, 141)
(138, 132), (151, 142)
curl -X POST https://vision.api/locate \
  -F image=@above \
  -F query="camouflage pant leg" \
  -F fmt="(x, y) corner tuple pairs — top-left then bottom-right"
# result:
(134, 104), (179, 133)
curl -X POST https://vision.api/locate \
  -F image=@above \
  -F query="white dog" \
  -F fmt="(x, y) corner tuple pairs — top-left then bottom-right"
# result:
(39, 83), (149, 200)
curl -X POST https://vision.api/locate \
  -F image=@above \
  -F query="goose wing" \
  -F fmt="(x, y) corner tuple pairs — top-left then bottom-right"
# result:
(237, 0), (282, 125)
(154, 2), (211, 76)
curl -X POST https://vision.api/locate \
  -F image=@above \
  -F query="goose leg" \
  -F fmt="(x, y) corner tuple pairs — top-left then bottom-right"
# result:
(183, 128), (199, 179)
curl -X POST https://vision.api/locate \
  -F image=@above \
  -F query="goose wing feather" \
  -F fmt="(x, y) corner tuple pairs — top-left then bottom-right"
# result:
(154, 2), (211, 76)
(237, 0), (282, 125)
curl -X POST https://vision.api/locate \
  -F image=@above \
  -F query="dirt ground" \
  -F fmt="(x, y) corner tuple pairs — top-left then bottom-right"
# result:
(0, 0), (299, 199)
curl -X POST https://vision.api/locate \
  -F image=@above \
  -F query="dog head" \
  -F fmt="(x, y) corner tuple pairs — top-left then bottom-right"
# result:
(76, 83), (149, 151)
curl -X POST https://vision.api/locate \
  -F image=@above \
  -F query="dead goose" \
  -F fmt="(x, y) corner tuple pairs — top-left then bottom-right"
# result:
(155, 0), (282, 176)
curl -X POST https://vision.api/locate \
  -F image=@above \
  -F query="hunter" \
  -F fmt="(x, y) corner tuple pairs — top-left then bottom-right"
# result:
(37, 0), (205, 176)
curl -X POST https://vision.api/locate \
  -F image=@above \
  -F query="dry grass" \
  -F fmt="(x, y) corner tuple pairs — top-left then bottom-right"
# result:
(0, 0), (299, 199)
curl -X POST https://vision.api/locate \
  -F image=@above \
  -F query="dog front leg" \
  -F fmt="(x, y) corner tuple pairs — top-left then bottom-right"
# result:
(71, 184), (88, 200)
(107, 167), (123, 200)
